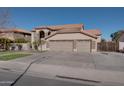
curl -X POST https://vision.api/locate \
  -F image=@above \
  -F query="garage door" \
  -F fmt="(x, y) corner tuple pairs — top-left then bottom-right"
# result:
(77, 40), (91, 52)
(49, 40), (73, 52)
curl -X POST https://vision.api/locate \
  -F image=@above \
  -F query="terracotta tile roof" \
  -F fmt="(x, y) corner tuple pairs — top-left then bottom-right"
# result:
(35, 24), (84, 30)
(81, 30), (97, 38)
(57, 28), (81, 33)
(34, 24), (101, 39)
(45, 29), (97, 39)
(84, 29), (101, 36)
(0, 28), (31, 34)
(56, 28), (97, 38)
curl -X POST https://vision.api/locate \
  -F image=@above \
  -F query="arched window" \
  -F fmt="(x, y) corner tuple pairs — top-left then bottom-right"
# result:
(40, 31), (45, 38)
(48, 31), (51, 35)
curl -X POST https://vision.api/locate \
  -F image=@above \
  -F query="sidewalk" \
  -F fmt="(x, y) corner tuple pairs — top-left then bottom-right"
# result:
(26, 63), (124, 85)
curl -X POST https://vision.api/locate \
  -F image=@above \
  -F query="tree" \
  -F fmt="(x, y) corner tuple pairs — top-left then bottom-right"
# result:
(15, 38), (28, 43)
(101, 38), (106, 42)
(32, 40), (46, 51)
(0, 8), (10, 28)
(110, 30), (124, 42)
(0, 38), (13, 50)
(0, 8), (17, 29)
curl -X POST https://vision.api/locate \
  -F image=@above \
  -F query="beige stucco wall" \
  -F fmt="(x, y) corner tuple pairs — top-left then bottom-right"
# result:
(0, 32), (15, 40)
(31, 30), (40, 42)
(31, 32), (35, 43)
(47, 33), (98, 52)
(31, 31), (39, 50)
(47, 33), (96, 41)
(13, 33), (31, 41)
(97, 35), (101, 42)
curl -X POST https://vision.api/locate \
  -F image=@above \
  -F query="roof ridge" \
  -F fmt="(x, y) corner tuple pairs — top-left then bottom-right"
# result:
(35, 24), (83, 30)
(38, 23), (83, 27)
(0, 28), (31, 34)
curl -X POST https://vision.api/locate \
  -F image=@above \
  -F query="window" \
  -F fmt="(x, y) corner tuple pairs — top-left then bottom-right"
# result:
(40, 31), (45, 38)
(48, 31), (51, 35)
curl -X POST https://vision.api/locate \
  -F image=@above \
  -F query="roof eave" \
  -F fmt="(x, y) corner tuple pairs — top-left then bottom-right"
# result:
(80, 32), (97, 39)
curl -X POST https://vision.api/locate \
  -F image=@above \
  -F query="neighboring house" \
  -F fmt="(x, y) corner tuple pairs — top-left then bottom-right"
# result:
(0, 28), (31, 41)
(112, 31), (124, 51)
(31, 24), (101, 52)
(0, 29), (31, 51)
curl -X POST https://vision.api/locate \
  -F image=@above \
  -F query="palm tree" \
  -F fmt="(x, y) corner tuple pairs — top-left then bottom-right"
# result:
(110, 30), (124, 42)
(101, 38), (106, 42)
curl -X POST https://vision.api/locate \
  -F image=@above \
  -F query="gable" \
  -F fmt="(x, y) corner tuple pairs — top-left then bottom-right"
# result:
(47, 33), (97, 41)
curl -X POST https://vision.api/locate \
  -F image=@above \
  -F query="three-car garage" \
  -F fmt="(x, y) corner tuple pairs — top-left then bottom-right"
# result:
(48, 40), (91, 52)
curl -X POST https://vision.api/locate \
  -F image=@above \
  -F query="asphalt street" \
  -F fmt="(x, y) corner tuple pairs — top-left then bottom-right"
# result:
(0, 51), (124, 86)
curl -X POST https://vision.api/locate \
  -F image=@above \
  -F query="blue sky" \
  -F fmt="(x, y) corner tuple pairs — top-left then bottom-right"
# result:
(8, 7), (124, 39)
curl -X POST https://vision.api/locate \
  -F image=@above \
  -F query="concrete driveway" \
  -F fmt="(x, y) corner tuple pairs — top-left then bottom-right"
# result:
(38, 52), (95, 68)
(0, 51), (124, 86)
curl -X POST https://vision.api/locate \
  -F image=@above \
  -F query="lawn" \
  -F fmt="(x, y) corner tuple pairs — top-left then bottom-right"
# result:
(0, 52), (32, 61)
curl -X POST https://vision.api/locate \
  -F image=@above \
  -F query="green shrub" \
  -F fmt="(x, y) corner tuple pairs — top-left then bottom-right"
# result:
(15, 38), (28, 43)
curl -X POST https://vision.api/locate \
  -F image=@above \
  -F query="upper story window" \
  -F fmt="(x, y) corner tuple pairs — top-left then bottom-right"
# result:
(48, 31), (51, 35)
(40, 31), (45, 38)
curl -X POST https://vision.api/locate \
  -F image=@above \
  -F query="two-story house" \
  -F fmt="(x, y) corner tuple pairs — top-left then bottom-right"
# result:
(31, 24), (101, 52)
